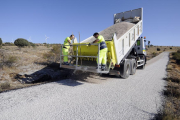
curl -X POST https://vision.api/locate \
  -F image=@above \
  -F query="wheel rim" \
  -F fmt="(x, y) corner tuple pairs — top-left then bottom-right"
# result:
(126, 64), (130, 74)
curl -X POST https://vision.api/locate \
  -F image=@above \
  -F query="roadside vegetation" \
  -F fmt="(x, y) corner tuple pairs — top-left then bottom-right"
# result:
(14, 38), (30, 50)
(0, 38), (2, 48)
(43, 44), (61, 63)
(0, 41), (180, 92)
(154, 50), (180, 120)
(0, 41), (62, 92)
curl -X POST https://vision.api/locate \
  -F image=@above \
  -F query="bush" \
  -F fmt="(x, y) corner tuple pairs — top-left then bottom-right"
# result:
(14, 38), (29, 49)
(29, 42), (36, 48)
(31, 44), (36, 48)
(43, 45), (61, 63)
(0, 38), (2, 46)
(43, 52), (55, 59)
(51, 45), (60, 54)
(177, 49), (180, 53)
(164, 87), (180, 98)
(170, 47), (172, 49)
(152, 52), (157, 57)
(172, 52), (180, 65)
(157, 48), (161, 51)
(3, 42), (15, 46)
(5, 42), (11, 44)
(0, 81), (10, 89)
(46, 44), (50, 48)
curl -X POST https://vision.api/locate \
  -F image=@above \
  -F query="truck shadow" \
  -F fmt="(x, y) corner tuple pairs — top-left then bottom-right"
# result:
(16, 62), (125, 86)
(16, 62), (98, 86)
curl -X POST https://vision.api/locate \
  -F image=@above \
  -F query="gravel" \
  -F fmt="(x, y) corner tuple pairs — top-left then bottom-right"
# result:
(0, 52), (168, 120)
(81, 22), (135, 43)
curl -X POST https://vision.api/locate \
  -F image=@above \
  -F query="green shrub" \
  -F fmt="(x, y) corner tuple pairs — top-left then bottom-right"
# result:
(29, 42), (36, 48)
(32, 44), (36, 48)
(0, 38), (2, 46)
(157, 48), (161, 51)
(177, 49), (180, 53)
(152, 52), (157, 57)
(3, 42), (15, 46)
(172, 52), (180, 65)
(14, 38), (29, 49)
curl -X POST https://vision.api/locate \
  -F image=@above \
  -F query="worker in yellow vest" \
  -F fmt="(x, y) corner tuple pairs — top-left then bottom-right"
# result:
(91, 33), (107, 71)
(63, 34), (74, 65)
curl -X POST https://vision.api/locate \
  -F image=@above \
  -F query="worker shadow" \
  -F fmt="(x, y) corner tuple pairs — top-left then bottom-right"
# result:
(129, 104), (156, 118)
(55, 79), (83, 86)
(100, 74), (122, 79)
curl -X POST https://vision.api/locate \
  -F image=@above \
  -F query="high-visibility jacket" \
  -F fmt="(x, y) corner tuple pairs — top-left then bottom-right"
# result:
(97, 35), (107, 50)
(63, 37), (71, 49)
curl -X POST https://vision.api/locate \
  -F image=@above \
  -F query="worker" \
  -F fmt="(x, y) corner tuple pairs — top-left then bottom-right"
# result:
(91, 33), (107, 71)
(63, 34), (74, 65)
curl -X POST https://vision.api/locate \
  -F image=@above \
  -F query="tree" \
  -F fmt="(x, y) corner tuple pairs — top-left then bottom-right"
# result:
(29, 42), (36, 48)
(148, 41), (150, 48)
(14, 38), (29, 50)
(157, 48), (161, 51)
(0, 38), (2, 48)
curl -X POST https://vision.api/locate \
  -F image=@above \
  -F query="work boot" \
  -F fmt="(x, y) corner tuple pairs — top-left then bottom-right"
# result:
(96, 65), (101, 69)
(101, 64), (106, 71)
(63, 62), (69, 65)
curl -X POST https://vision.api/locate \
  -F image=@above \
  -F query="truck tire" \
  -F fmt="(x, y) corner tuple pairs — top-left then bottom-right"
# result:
(139, 55), (146, 69)
(139, 64), (145, 69)
(130, 59), (136, 75)
(120, 60), (131, 79)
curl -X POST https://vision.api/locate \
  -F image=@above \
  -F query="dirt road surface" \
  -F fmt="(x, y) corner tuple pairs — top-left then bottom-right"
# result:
(0, 52), (169, 120)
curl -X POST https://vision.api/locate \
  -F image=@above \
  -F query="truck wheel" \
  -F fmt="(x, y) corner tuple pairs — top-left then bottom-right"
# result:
(139, 64), (145, 69)
(120, 60), (130, 79)
(139, 55), (146, 69)
(130, 59), (136, 75)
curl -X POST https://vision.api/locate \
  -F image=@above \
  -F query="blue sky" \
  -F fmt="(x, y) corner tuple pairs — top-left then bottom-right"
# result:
(0, 0), (180, 46)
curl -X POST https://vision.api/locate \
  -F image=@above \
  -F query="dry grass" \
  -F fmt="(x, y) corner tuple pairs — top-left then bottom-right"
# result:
(154, 52), (180, 120)
(0, 45), (52, 92)
(43, 45), (61, 63)
(146, 46), (180, 61)
(0, 81), (10, 89)
(0, 45), (179, 93)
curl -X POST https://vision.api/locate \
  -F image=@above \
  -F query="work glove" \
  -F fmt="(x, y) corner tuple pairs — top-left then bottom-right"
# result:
(88, 43), (92, 46)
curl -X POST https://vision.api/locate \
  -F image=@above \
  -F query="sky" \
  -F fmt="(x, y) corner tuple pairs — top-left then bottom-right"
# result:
(0, 0), (180, 46)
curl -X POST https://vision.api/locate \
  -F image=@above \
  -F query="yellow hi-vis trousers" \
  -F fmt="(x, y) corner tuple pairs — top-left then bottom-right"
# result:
(62, 48), (68, 62)
(97, 48), (108, 65)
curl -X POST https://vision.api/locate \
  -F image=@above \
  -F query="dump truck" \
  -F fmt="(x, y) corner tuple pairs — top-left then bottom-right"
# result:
(60, 8), (147, 79)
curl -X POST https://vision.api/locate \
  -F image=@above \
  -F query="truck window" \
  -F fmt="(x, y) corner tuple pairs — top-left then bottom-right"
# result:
(137, 40), (140, 46)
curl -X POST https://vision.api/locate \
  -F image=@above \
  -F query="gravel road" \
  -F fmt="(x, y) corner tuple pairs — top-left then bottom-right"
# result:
(0, 52), (168, 120)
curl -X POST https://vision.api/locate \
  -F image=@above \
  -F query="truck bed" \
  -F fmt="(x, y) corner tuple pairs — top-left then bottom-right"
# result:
(81, 22), (135, 42)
